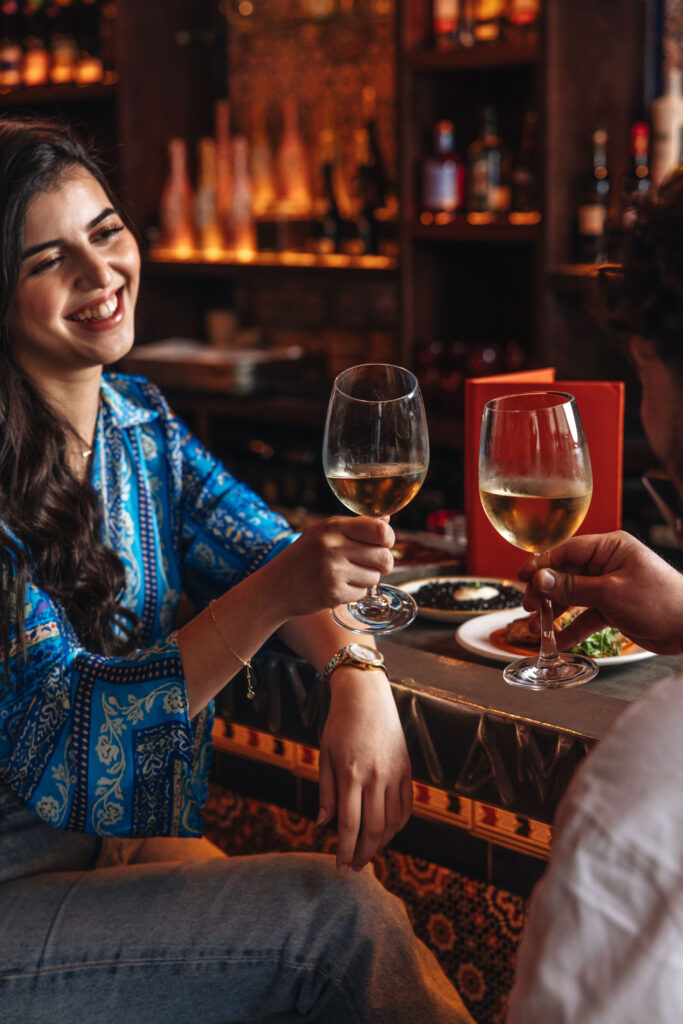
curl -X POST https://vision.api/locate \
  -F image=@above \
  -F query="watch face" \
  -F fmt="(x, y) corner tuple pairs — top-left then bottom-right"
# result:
(348, 643), (381, 663)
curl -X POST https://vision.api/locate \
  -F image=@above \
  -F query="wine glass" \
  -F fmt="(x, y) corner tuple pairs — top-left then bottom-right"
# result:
(323, 363), (430, 634)
(479, 391), (597, 689)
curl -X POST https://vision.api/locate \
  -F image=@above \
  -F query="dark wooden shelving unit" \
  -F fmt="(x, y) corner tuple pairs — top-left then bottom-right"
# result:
(410, 219), (541, 243)
(405, 38), (540, 71)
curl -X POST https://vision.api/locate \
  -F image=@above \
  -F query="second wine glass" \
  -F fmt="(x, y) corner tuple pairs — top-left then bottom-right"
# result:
(479, 391), (597, 689)
(323, 363), (429, 635)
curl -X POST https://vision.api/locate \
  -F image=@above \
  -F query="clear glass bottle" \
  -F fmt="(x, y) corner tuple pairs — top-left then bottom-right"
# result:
(228, 136), (256, 257)
(509, 107), (540, 224)
(275, 96), (312, 216)
(620, 121), (651, 229)
(74, 0), (102, 84)
(159, 137), (195, 256)
(194, 137), (223, 256)
(49, 0), (78, 83)
(249, 97), (276, 218)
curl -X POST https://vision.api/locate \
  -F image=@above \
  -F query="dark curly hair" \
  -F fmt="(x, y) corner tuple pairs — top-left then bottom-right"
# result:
(599, 171), (683, 378)
(0, 115), (140, 667)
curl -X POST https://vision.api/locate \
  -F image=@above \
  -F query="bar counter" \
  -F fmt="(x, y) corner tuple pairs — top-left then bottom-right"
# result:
(214, 559), (683, 865)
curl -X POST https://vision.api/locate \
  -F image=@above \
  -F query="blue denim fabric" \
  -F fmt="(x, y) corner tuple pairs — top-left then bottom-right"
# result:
(0, 793), (474, 1024)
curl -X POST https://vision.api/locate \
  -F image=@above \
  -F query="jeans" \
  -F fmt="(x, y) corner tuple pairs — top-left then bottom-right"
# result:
(0, 784), (474, 1024)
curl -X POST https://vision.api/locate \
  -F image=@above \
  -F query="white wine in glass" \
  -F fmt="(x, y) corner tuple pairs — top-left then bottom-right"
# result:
(479, 391), (597, 689)
(323, 363), (430, 635)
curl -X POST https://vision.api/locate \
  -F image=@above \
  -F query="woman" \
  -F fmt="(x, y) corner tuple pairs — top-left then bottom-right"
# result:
(0, 116), (473, 1024)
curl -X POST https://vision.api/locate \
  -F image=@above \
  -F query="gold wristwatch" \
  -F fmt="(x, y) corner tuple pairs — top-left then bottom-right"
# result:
(323, 643), (386, 685)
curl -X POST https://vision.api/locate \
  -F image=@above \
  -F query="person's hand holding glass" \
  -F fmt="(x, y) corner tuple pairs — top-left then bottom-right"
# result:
(479, 391), (596, 688)
(323, 363), (429, 634)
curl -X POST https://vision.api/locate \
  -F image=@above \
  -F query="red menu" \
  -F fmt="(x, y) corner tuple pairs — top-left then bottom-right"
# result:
(463, 369), (625, 578)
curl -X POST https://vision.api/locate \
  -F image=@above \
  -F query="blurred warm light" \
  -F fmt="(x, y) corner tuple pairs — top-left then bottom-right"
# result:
(76, 59), (104, 85)
(467, 211), (496, 225)
(434, 211), (454, 226)
(238, 0), (254, 14)
(419, 211), (434, 225)
(508, 210), (542, 225)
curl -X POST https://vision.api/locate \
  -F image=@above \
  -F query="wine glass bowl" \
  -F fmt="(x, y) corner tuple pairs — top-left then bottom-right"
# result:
(323, 363), (429, 634)
(479, 391), (597, 689)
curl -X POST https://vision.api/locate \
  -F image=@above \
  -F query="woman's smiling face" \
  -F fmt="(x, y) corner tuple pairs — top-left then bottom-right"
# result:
(5, 165), (140, 384)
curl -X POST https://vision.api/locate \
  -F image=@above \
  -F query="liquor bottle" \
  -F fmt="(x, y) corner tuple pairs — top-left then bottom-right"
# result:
(473, 0), (505, 43)
(98, 0), (115, 78)
(458, 0), (475, 46)
(505, 0), (540, 42)
(620, 122), (651, 229)
(315, 128), (341, 253)
(21, 0), (49, 85)
(0, 0), (22, 88)
(433, 0), (459, 50)
(214, 98), (233, 240)
(509, 107), (540, 224)
(576, 128), (610, 263)
(159, 137), (195, 255)
(227, 136), (256, 257)
(352, 125), (380, 254)
(249, 98), (276, 218)
(467, 106), (510, 221)
(75, 0), (103, 84)
(48, 0), (78, 83)
(194, 137), (223, 256)
(651, 67), (683, 191)
(421, 120), (464, 222)
(275, 97), (312, 215)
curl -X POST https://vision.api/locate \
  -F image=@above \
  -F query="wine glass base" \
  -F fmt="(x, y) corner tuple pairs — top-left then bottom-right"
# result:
(503, 653), (598, 690)
(331, 584), (417, 636)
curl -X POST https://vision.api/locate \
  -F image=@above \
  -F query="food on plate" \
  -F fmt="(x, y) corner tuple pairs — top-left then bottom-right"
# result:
(413, 579), (523, 613)
(501, 607), (638, 658)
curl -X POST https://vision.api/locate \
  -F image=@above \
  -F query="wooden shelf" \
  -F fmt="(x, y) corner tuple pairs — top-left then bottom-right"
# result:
(144, 251), (399, 277)
(406, 39), (540, 72)
(0, 79), (118, 107)
(411, 219), (541, 243)
(546, 263), (606, 293)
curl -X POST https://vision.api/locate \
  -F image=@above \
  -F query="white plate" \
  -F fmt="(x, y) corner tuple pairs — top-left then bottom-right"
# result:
(396, 576), (524, 622)
(455, 607), (657, 667)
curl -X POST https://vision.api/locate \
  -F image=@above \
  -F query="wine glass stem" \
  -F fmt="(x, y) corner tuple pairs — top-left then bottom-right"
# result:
(362, 582), (389, 612)
(537, 551), (562, 664)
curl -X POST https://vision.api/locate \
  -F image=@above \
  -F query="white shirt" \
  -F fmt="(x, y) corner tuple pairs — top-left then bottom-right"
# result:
(507, 672), (683, 1023)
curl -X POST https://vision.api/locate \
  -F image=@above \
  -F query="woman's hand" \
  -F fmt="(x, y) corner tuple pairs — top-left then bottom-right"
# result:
(317, 667), (413, 874)
(518, 531), (683, 655)
(263, 516), (395, 623)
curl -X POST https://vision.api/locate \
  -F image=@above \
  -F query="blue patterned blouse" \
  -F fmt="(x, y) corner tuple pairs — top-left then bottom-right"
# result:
(0, 373), (296, 839)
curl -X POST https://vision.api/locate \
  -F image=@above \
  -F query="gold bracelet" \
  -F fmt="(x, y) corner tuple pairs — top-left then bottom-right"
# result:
(208, 600), (255, 699)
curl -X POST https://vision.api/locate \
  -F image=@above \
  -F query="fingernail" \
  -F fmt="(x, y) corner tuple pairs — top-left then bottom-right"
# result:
(537, 569), (555, 593)
(338, 863), (350, 875)
(316, 809), (326, 826)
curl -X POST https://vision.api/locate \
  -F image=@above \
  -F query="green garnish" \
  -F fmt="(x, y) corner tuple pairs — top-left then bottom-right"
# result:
(569, 627), (623, 658)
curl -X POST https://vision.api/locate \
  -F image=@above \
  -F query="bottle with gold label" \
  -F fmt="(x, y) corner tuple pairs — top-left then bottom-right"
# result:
(159, 137), (195, 256)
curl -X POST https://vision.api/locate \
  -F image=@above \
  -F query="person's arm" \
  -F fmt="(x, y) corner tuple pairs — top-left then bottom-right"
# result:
(517, 530), (683, 654)
(178, 514), (412, 873)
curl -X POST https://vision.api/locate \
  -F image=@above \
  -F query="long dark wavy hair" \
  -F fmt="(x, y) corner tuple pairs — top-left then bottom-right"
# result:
(0, 115), (140, 665)
(599, 170), (683, 379)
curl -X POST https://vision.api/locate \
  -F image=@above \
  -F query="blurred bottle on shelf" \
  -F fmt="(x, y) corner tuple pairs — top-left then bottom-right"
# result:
(576, 128), (610, 263)
(421, 119), (464, 223)
(651, 66), (683, 191)
(509, 107), (541, 224)
(227, 136), (256, 257)
(467, 105), (510, 221)
(48, 0), (78, 83)
(620, 121), (651, 229)
(214, 98), (233, 241)
(250, 97), (276, 218)
(194, 137), (223, 256)
(458, 0), (476, 46)
(504, 0), (540, 42)
(473, 0), (504, 43)
(20, 0), (49, 85)
(98, 0), (116, 78)
(275, 96), (312, 215)
(314, 127), (341, 253)
(0, 0), (22, 88)
(432, 0), (459, 50)
(74, 0), (102, 84)
(159, 137), (195, 256)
